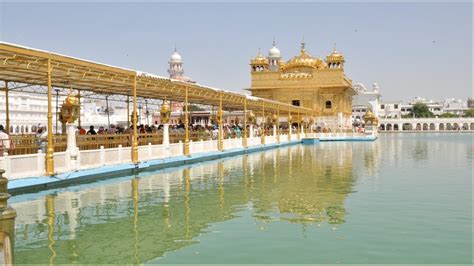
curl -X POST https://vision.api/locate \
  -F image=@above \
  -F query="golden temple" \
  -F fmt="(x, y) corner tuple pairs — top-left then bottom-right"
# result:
(248, 41), (355, 130)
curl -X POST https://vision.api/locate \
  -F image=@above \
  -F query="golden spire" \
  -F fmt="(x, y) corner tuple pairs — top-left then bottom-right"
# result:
(301, 37), (306, 53)
(333, 43), (337, 53)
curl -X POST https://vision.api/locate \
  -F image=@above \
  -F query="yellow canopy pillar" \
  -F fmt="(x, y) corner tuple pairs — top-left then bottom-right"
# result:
(77, 89), (81, 128)
(131, 75), (138, 163)
(261, 102), (265, 145)
(242, 98), (248, 148)
(184, 87), (190, 156)
(218, 92), (224, 151)
(4, 81), (10, 134)
(297, 111), (301, 140)
(46, 58), (55, 176)
(276, 106), (280, 144)
(288, 106), (292, 142)
(127, 96), (130, 129)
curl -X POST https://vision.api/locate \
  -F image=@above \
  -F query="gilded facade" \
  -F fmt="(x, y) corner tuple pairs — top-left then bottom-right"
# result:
(248, 41), (355, 130)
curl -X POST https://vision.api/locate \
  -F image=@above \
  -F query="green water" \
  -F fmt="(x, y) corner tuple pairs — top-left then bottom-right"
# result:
(12, 134), (473, 264)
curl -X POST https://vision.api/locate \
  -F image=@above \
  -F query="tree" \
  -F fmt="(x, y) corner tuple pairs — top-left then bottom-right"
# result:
(440, 112), (457, 118)
(464, 108), (474, 117)
(410, 103), (434, 118)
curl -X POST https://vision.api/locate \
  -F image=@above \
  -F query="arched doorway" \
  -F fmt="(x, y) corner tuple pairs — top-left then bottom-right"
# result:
(386, 124), (393, 131)
(416, 123), (422, 130)
(422, 123), (429, 131)
(380, 124), (385, 131)
(453, 123), (459, 130)
(462, 123), (468, 130)
(470, 123), (474, 130)
(394, 124), (399, 131)
(403, 123), (412, 130)
(446, 123), (453, 130)
(439, 123), (445, 130)
(429, 123), (435, 131)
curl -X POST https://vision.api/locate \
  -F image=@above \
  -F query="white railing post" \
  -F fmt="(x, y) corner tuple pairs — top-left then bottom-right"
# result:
(148, 142), (152, 159)
(249, 124), (254, 146)
(2, 152), (10, 178)
(99, 146), (105, 166)
(65, 149), (71, 171)
(164, 124), (170, 157)
(66, 123), (79, 171)
(118, 144), (123, 163)
(37, 150), (45, 175)
(163, 124), (170, 146)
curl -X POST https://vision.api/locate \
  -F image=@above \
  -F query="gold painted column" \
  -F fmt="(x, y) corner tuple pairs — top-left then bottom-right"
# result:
(132, 75), (138, 163)
(4, 81), (10, 134)
(46, 58), (55, 175)
(297, 111), (301, 140)
(127, 96), (130, 129)
(218, 92), (224, 151)
(184, 87), (190, 156)
(261, 102), (265, 145)
(276, 106), (280, 144)
(243, 99), (248, 148)
(77, 89), (81, 128)
(288, 107), (291, 142)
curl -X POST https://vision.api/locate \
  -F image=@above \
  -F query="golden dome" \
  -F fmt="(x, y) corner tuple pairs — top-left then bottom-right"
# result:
(281, 42), (325, 70)
(326, 43), (345, 62)
(250, 48), (269, 65)
(363, 109), (378, 124)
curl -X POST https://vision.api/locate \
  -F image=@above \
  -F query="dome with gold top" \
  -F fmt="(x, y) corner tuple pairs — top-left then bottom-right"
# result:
(326, 43), (345, 69)
(250, 49), (269, 65)
(281, 42), (326, 70)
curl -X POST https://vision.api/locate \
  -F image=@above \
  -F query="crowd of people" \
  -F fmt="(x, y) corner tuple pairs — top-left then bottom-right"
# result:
(0, 121), (316, 156)
(75, 122), (287, 140)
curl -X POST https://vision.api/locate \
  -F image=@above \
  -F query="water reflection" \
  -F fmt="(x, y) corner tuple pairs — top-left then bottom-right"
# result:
(13, 142), (370, 264)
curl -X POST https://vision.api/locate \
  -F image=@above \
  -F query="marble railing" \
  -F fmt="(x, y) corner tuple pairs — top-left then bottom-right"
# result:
(1, 133), (294, 180)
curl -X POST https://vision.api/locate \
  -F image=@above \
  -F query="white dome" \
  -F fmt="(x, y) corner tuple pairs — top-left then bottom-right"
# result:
(170, 51), (182, 63)
(372, 82), (379, 91)
(268, 45), (280, 58)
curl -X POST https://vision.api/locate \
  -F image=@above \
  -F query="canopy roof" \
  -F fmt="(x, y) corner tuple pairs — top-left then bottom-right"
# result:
(0, 42), (312, 115)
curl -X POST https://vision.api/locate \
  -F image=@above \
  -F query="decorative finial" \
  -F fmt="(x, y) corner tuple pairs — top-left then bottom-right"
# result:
(257, 48), (262, 57)
(272, 37), (276, 47)
(301, 36), (306, 53)
(333, 42), (337, 53)
(174, 44), (177, 53)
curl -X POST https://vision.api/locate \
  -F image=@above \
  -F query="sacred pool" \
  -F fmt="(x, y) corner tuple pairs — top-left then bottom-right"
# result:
(11, 134), (472, 264)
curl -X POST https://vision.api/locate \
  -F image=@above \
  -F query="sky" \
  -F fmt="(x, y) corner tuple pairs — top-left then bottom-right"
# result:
(0, 2), (472, 102)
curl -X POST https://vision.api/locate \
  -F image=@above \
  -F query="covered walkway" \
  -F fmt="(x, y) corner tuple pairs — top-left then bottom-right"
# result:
(0, 42), (313, 178)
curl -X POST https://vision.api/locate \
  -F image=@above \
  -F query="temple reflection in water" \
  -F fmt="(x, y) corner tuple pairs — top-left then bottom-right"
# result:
(12, 142), (379, 264)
